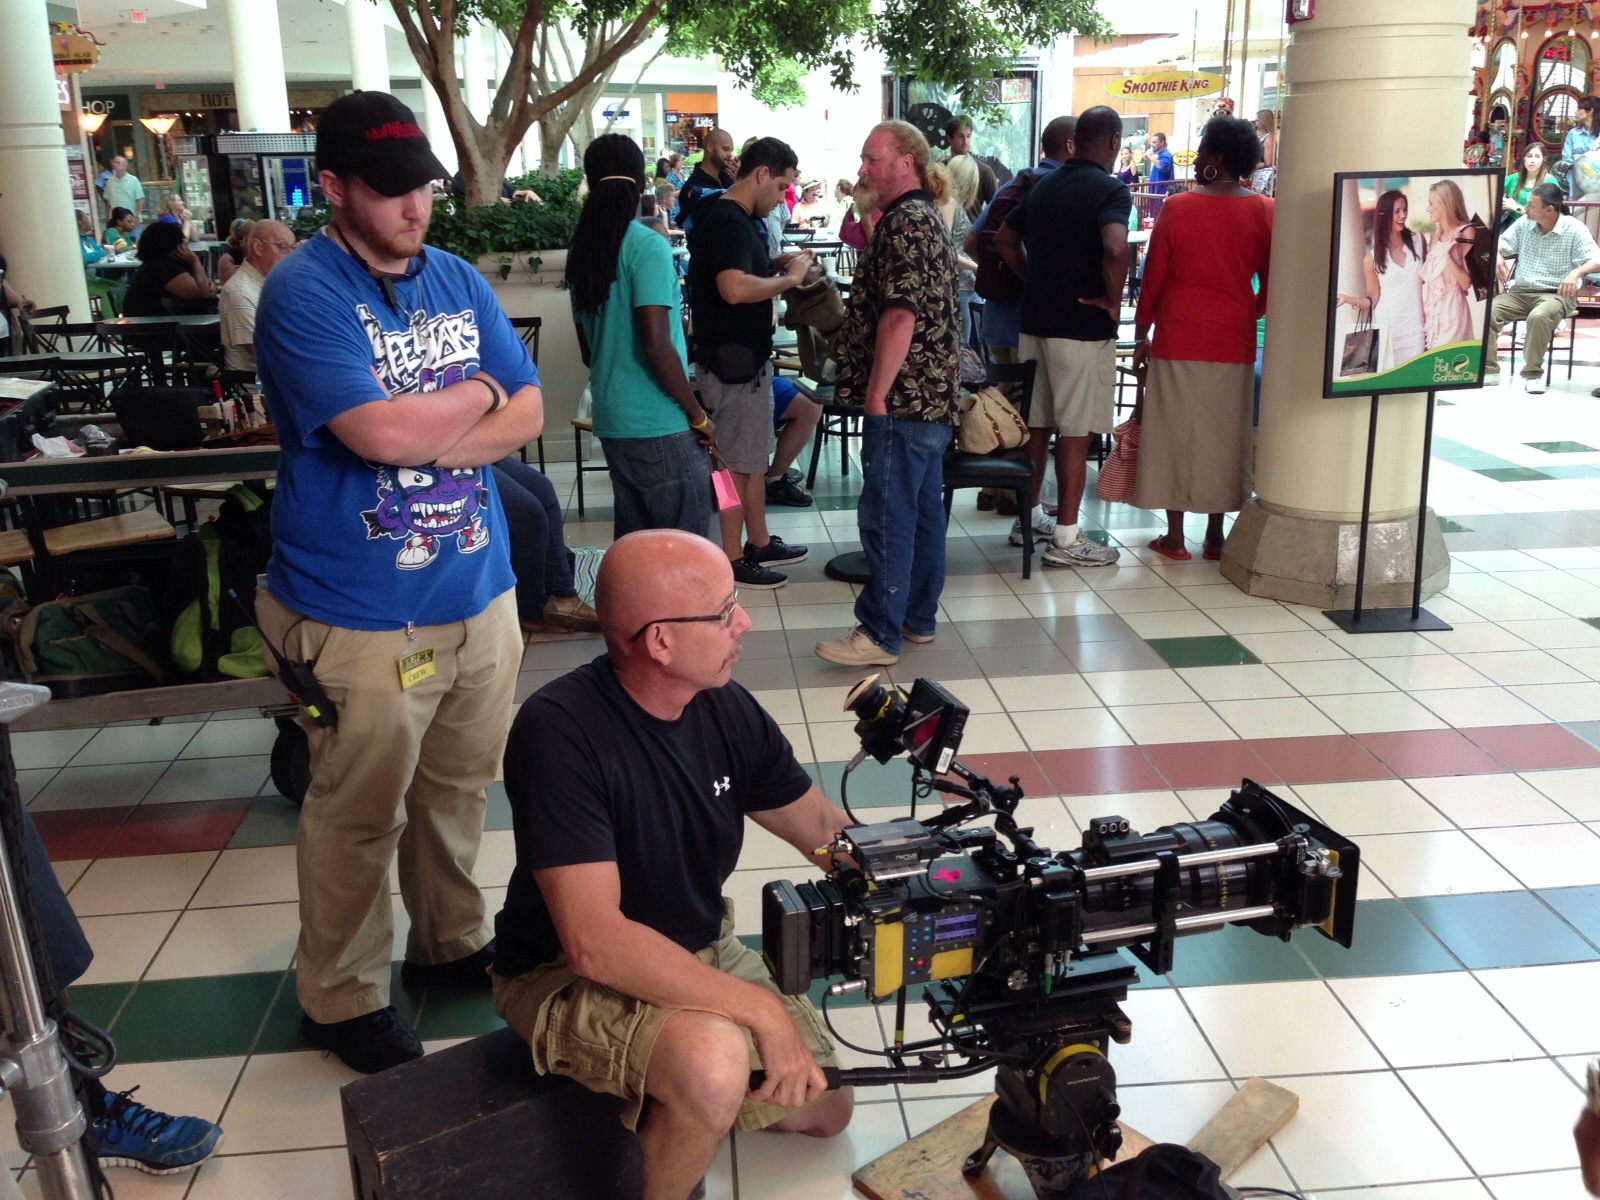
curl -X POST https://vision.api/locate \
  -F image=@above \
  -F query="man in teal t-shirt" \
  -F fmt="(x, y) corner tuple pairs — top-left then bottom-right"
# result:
(571, 161), (715, 540)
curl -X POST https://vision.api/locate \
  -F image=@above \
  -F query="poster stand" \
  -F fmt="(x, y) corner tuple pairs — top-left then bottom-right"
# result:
(1322, 389), (1452, 635)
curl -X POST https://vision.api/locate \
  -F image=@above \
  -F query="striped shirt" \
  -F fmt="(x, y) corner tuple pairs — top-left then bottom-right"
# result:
(1501, 214), (1600, 293)
(218, 260), (264, 371)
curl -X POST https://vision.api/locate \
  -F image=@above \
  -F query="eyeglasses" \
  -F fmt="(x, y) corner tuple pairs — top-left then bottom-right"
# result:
(628, 591), (741, 643)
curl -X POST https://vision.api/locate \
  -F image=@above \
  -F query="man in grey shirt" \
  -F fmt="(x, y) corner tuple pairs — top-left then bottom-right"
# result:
(1487, 182), (1600, 394)
(102, 156), (144, 223)
(218, 220), (295, 371)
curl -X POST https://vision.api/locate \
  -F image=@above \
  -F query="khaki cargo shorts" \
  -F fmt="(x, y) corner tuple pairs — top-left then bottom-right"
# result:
(491, 898), (839, 1133)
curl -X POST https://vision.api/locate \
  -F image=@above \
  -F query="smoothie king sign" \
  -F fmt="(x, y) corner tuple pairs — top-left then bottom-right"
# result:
(1104, 72), (1223, 100)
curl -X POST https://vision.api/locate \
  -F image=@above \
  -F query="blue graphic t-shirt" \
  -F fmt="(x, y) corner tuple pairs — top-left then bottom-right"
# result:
(255, 230), (539, 631)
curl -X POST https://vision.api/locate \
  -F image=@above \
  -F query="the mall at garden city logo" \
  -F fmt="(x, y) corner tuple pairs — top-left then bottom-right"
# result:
(1431, 352), (1476, 384)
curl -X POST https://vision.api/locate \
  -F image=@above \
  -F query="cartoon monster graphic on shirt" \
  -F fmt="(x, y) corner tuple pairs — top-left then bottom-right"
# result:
(355, 302), (495, 569)
(362, 465), (490, 569)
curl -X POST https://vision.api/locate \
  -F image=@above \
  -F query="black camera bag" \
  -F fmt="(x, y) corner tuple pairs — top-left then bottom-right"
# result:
(1062, 1143), (1234, 1200)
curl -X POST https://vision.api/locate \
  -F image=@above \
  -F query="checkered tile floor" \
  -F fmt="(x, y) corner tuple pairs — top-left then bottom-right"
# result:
(8, 376), (1600, 1198)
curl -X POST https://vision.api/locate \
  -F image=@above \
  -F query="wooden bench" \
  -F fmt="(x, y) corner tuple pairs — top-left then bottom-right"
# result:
(342, 1026), (642, 1200)
(41, 507), (174, 556)
(0, 529), (32, 568)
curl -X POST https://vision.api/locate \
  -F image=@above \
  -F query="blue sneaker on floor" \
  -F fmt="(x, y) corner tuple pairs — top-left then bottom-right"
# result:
(93, 1086), (224, 1174)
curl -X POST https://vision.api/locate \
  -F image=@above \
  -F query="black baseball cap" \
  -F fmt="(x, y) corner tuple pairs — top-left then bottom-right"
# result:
(317, 91), (448, 197)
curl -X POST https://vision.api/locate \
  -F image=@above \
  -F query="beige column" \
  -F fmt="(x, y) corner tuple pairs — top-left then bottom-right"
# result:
(1221, 0), (1473, 608)
(0, 0), (91, 320)
(419, 78), (458, 175)
(345, 0), (391, 94)
(225, 0), (292, 132)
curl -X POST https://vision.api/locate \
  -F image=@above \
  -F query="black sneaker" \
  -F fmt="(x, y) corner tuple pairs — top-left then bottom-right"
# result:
(732, 555), (787, 589)
(765, 475), (814, 507)
(400, 940), (496, 988)
(745, 535), (808, 566)
(301, 1006), (424, 1075)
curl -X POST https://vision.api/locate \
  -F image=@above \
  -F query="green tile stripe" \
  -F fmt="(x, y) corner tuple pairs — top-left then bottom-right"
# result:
(1525, 440), (1597, 453)
(1146, 635), (1261, 669)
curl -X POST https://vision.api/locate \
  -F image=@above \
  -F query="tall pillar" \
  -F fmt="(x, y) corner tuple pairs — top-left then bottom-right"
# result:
(225, 0), (291, 132)
(0, 0), (91, 320)
(419, 78), (457, 174)
(345, 0), (390, 94)
(462, 23), (491, 123)
(1221, 0), (1473, 608)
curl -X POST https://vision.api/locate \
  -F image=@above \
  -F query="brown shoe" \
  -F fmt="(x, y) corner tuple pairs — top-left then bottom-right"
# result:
(543, 594), (600, 632)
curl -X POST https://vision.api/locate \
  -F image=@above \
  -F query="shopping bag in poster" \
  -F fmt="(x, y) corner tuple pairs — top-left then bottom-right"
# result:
(1339, 310), (1381, 377)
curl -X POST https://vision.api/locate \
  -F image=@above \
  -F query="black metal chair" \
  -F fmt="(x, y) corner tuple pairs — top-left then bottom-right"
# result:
(508, 316), (546, 470)
(941, 360), (1038, 578)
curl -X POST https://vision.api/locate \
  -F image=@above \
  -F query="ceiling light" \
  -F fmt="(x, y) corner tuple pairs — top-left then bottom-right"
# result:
(141, 114), (178, 135)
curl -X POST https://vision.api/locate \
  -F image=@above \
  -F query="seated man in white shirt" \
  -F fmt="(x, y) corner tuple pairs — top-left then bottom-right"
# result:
(218, 220), (296, 372)
(1486, 183), (1600, 395)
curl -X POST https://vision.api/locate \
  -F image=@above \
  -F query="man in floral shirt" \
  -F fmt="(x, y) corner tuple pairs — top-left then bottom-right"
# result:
(816, 120), (960, 667)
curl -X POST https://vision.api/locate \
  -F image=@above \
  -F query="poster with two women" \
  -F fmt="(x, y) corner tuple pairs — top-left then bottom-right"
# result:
(1325, 169), (1500, 396)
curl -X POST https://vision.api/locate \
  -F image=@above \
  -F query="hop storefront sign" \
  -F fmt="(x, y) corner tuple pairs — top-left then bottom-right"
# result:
(1105, 72), (1222, 100)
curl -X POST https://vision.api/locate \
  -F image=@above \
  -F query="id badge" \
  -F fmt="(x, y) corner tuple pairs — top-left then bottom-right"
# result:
(397, 645), (437, 690)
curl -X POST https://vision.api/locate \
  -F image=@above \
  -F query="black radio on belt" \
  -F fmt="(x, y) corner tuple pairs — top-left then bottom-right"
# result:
(227, 588), (338, 728)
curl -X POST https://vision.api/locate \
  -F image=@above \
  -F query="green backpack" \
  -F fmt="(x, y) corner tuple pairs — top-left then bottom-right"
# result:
(168, 484), (272, 681)
(6, 587), (170, 697)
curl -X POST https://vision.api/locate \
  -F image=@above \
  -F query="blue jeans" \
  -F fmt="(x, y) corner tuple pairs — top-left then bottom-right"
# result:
(493, 457), (576, 622)
(854, 415), (952, 654)
(600, 431), (712, 542)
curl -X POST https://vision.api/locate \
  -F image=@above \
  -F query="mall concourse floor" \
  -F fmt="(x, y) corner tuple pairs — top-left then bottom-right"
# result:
(9, 379), (1600, 1200)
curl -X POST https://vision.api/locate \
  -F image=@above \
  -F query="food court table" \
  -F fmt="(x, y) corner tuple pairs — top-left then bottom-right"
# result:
(0, 446), (303, 795)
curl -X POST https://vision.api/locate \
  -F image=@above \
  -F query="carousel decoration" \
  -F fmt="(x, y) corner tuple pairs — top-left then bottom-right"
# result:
(1469, 0), (1597, 176)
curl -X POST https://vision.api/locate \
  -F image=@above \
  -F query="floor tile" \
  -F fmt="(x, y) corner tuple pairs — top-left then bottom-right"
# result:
(1457, 650), (1587, 686)
(1063, 638), (1172, 672)
(1291, 779), (1453, 835)
(1355, 729), (1506, 778)
(1175, 664), (1298, 701)
(1144, 634), (1262, 669)
(1409, 891), (1600, 967)
(190, 844), (300, 908)
(1111, 987), (1225, 1083)
(1036, 613), (1143, 645)
(1501, 617), (1600, 648)
(106, 797), (253, 856)
(1246, 735), (1392, 784)
(1234, 630), (1349, 663)
(974, 641), (1080, 677)
(186, 1147), (350, 1200)
(30, 762), (165, 812)
(1141, 739), (1280, 790)
(1474, 960), (1600, 1056)
(1368, 654), (1495, 690)
(142, 756), (270, 805)
(1295, 898), (1461, 978)
(1112, 1080), (1294, 1190)
(1314, 692), (1449, 735)
(1464, 722), (1600, 769)
(9, 728), (96, 770)
(1484, 1169), (1595, 1199)
(69, 723), (200, 766)
(219, 1048), (358, 1153)
(1402, 1059), (1584, 1176)
(1313, 1183), (1492, 1200)
(1181, 980), (1384, 1076)
(1328, 972), (1541, 1066)
(1413, 686), (1551, 728)
(1510, 680), (1600, 721)
(1060, 789), (1193, 833)
(31, 806), (132, 860)
(145, 901), (301, 980)
(950, 752), (1054, 800)
(1208, 604), (1318, 634)
(1081, 668), (1198, 706)
(74, 911), (182, 985)
(1359, 830), (1524, 898)
(1213, 696), (1344, 739)
(947, 712), (1025, 754)
(110, 971), (286, 1063)
(1421, 623), (1533, 654)
(1119, 609), (1225, 640)
(1034, 746), (1165, 796)
(732, 1092), (908, 1200)
(1111, 701), (1237, 745)
(1162, 924), (1315, 986)
(226, 793), (303, 849)
(1094, 585), (1194, 614)
(1408, 773), (1574, 827)
(951, 618), (1053, 649)
(1268, 1070), (1471, 1189)
(1010, 706), (1130, 750)
(1469, 822), (1600, 889)
(1269, 658), (1398, 696)
(987, 673), (1100, 711)
(177, 717), (282, 759)
(69, 850), (217, 916)
(1540, 883), (1600, 944)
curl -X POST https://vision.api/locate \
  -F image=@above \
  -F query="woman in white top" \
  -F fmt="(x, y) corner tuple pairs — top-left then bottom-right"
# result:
(1338, 188), (1426, 367)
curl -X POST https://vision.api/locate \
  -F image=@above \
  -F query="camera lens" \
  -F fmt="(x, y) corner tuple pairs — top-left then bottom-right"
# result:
(844, 673), (901, 722)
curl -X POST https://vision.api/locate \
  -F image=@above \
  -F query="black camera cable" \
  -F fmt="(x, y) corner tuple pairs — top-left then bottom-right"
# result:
(839, 751), (865, 824)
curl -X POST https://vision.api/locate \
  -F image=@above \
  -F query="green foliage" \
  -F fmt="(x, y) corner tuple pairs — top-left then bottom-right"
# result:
(749, 58), (809, 109)
(285, 168), (586, 259)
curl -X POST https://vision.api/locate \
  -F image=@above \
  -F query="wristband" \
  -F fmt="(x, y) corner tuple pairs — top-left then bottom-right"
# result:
(690, 412), (709, 430)
(479, 376), (506, 413)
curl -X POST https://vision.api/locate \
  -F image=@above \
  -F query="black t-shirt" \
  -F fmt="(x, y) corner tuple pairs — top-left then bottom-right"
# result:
(122, 258), (188, 316)
(677, 163), (732, 229)
(493, 656), (813, 979)
(1004, 158), (1133, 341)
(687, 196), (775, 354)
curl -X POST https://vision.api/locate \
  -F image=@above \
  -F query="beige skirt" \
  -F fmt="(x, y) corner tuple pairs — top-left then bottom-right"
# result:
(1132, 357), (1253, 514)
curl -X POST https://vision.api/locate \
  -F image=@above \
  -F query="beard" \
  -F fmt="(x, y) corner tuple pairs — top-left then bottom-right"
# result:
(343, 205), (428, 264)
(854, 184), (879, 217)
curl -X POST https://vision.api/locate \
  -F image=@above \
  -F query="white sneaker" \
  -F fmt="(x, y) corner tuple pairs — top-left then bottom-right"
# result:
(815, 627), (898, 666)
(1042, 532), (1121, 568)
(1009, 512), (1057, 546)
(1524, 376), (1546, 394)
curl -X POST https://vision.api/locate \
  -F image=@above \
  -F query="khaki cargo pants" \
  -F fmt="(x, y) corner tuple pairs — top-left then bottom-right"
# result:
(259, 587), (522, 1023)
(492, 899), (840, 1132)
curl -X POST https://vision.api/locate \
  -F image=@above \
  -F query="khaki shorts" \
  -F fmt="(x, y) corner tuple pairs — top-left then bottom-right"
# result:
(694, 361), (776, 476)
(491, 899), (839, 1133)
(1019, 334), (1116, 437)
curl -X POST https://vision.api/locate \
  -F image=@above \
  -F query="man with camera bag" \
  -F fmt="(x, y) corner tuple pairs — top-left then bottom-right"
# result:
(492, 529), (855, 1200)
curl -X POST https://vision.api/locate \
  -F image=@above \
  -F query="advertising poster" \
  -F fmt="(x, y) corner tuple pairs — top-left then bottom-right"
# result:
(1324, 168), (1500, 397)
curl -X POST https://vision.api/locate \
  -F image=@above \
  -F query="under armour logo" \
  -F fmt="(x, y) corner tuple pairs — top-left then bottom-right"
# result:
(713, 776), (731, 796)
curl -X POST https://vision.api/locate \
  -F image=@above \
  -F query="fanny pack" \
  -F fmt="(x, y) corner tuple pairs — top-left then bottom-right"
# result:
(696, 341), (766, 386)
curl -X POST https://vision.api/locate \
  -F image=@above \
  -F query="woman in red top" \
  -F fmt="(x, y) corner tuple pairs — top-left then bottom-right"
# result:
(1132, 117), (1273, 561)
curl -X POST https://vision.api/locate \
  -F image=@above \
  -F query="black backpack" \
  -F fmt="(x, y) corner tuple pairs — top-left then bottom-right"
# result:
(166, 484), (274, 681)
(973, 169), (1038, 303)
(1062, 1144), (1234, 1200)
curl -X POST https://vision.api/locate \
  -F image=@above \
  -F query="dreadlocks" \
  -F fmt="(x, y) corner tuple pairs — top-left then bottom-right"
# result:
(566, 133), (646, 315)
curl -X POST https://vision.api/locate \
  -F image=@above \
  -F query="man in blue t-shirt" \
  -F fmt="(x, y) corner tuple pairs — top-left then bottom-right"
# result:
(253, 91), (542, 1075)
(1144, 132), (1174, 196)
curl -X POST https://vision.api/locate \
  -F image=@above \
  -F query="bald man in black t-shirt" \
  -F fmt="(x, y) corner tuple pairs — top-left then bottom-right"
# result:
(492, 530), (854, 1200)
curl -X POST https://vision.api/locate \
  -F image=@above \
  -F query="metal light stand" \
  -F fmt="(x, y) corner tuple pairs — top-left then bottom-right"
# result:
(0, 687), (96, 1200)
(1323, 389), (1453, 634)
